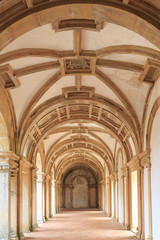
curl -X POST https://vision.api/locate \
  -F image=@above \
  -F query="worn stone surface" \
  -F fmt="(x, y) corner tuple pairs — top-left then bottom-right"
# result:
(25, 209), (138, 240)
(72, 177), (88, 208)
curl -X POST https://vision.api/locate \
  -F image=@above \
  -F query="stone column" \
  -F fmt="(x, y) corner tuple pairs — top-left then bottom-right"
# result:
(51, 179), (56, 216)
(21, 158), (33, 235)
(137, 165), (142, 239)
(62, 184), (65, 209)
(125, 167), (130, 230)
(49, 178), (52, 218)
(116, 178), (119, 222)
(36, 173), (44, 224)
(10, 156), (19, 240)
(107, 177), (111, 217)
(45, 175), (51, 220)
(58, 183), (61, 212)
(17, 159), (24, 240)
(103, 181), (106, 213)
(0, 156), (10, 240)
(31, 167), (37, 231)
(147, 165), (153, 240)
(42, 173), (46, 222)
(100, 182), (104, 211)
(115, 173), (119, 222)
(122, 175), (125, 226)
(70, 184), (73, 208)
(113, 179), (116, 218)
(141, 167), (145, 240)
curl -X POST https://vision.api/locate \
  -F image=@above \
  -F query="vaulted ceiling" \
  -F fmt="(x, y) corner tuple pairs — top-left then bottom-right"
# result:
(0, 0), (160, 181)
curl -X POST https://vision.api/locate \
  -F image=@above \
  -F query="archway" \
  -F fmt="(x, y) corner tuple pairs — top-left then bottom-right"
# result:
(63, 168), (98, 209)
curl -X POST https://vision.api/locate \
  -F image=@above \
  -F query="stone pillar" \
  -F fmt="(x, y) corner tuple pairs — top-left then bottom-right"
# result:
(141, 167), (145, 240)
(122, 176), (125, 226)
(59, 184), (62, 210)
(49, 178), (52, 218)
(57, 183), (61, 212)
(125, 167), (130, 230)
(20, 158), (33, 235)
(45, 175), (51, 220)
(31, 167), (37, 231)
(18, 160), (24, 240)
(36, 172), (45, 224)
(88, 184), (90, 208)
(0, 156), (10, 240)
(96, 184), (98, 208)
(137, 165), (142, 239)
(70, 184), (73, 209)
(51, 179), (56, 216)
(37, 173), (44, 224)
(100, 182), (104, 211)
(104, 180), (106, 213)
(147, 165), (153, 240)
(107, 177), (111, 217)
(62, 184), (65, 209)
(42, 173), (46, 222)
(113, 179), (116, 218)
(10, 156), (19, 240)
(115, 173), (119, 222)
(0, 152), (20, 240)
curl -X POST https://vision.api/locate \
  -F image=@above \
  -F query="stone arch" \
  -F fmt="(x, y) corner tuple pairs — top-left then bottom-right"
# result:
(0, 1), (160, 50)
(146, 96), (160, 149)
(0, 112), (9, 152)
(115, 147), (124, 172)
(36, 152), (42, 172)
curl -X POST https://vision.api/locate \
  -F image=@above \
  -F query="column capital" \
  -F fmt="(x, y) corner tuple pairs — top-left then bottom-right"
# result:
(0, 151), (20, 173)
(121, 164), (129, 177)
(19, 157), (33, 169)
(46, 174), (52, 180)
(37, 172), (46, 181)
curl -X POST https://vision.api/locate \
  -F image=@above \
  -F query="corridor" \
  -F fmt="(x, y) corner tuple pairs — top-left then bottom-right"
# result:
(25, 209), (138, 240)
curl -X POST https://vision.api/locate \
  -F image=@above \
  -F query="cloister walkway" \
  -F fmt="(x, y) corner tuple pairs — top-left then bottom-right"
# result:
(25, 209), (138, 240)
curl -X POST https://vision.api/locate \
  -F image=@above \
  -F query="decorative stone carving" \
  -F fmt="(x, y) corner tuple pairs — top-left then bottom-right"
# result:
(65, 58), (91, 74)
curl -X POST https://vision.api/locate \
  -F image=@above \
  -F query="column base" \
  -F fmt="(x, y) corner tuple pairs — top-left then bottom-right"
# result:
(37, 220), (44, 225)
(18, 232), (24, 240)
(140, 232), (145, 240)
(147, 236), (153, 240)
(42, 216), (46, 222)
(134, 230), (142, 239)
(11, 235), (19, 240)
(125, 224), (130, 230)
(50, 212), (56, 217)
(30, 224), (37, 232)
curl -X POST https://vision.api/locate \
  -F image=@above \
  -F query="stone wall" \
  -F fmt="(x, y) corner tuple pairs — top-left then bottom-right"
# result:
(64, 169), (97, 209)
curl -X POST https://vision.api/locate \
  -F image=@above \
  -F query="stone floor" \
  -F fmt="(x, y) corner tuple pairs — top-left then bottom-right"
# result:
(25, 209), (138, 240)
